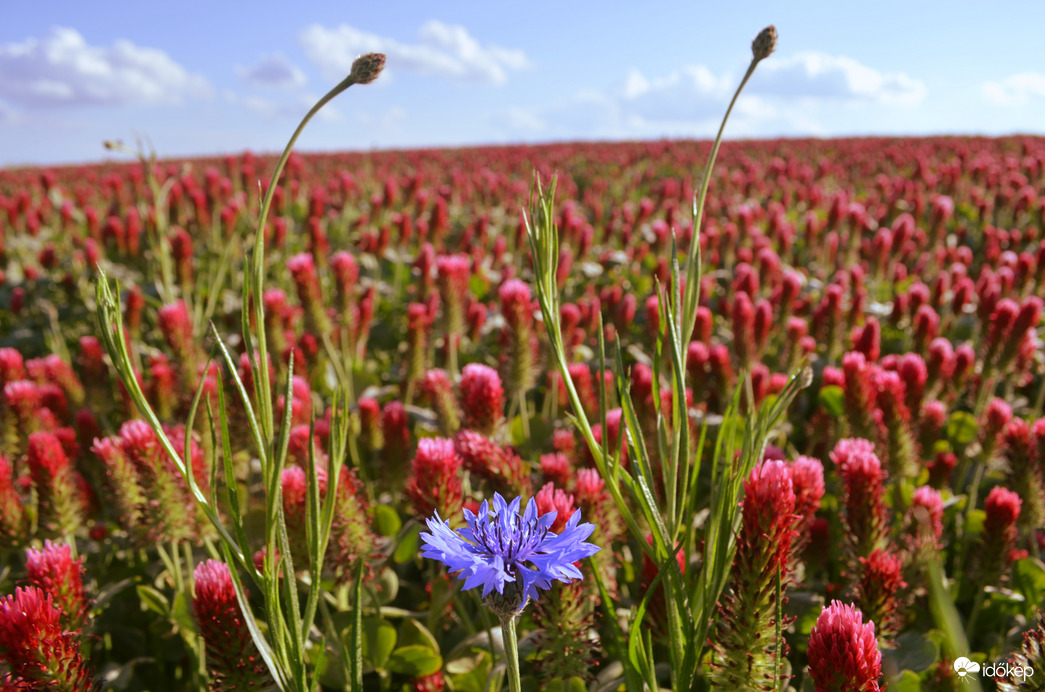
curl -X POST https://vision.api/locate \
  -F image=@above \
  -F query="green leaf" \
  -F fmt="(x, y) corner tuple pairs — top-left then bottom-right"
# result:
(787, 590), (824, 640)
(964, 509), (986, 538)
(350, 559), (364, 690)
(509, 414), (527, 447)
(136, 585), (169, 617)
(468, 274), (489, 301)
(376, 567), (399, 605)
(817, 385), (845, 418)
(446, 650), (491, 692)
(386, 645), (442, 677)
(394, 525), (422, 564)
(398, 618), (440, 652)
(373, 504), (402, 537)
(946, 411), (978, 446)
(889, 670), (923, 692)
(887, 631), (939, 673)
(716, 413), (747, 449)
(567, 677), (587, 692)
(95, 659), (149, 691)
(93, 577), (135, 610)
(170, 591), (198, 638)
(362, 617), (397, 670)
(1010, 557), (1045, 614)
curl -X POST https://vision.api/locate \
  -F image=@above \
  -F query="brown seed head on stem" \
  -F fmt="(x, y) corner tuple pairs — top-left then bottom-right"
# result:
(752, 25), (777, 63)
(349, 52), (386, 85)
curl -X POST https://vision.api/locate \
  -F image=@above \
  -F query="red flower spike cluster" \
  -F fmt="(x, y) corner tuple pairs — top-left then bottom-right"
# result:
(806, 601), (882, 692)
(0, 453), (23, 548)
(710, 459), (798, 690)
(975, 486), (1022, 584)
(0, 586), (94, 691)
(90, 420), (205, 543)
(833, 439), (889, 561)
(406, 437), (463, 520)
(788, 455), (826, 557)
(534, 482), (576, 534)
(26, 431), (89, 536)
(457, 363), (505, 435)
(453, 429), (531, 496)
(2, 132), (1045, 687)
(25, 541), (89, 632)
(192, 560), (274, 690)
(855, 548), (906, 643)
(420, 369), (460, 435)
(498, 278), (537, 401)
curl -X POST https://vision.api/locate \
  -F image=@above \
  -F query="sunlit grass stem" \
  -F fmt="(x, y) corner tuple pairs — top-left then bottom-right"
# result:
(524, 28), (790, 690)
(246, 54), (386, 444)
(95, 53), (385, 692)
(681, 26), (776, 352)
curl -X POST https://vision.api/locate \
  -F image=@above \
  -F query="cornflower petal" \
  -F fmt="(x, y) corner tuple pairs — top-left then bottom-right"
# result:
(419, 492), (600, 613)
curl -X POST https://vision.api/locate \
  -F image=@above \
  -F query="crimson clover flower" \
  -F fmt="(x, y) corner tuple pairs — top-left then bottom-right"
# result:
(807, 601), (882, 692)
(420, 492), (600, 615)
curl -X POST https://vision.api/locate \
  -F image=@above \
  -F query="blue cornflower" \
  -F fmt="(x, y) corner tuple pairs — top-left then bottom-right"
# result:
(420, 492), (600, 613)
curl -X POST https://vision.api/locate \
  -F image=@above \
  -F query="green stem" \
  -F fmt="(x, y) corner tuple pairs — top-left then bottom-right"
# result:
(681, 58), (758, 347)
(499, 614), (522, 692)
(966, 586), (986, 636)
(517, 390), (531, 441)
(249, 71), (365, 444)
(926, 556), (983, 692)
(448, 333), (459, 377)
(952, 461), (987, 594)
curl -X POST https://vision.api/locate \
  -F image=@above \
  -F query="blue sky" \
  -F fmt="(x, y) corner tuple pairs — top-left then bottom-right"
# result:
(2, 1), (1043, 167)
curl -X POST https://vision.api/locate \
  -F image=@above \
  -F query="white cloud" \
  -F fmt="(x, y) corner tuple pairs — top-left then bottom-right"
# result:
(0, 27), (211, 108)
(614, 65), (738, 122)
(493, 52), (923, 142)
(236, 53), (307, 89)
(355, 105), (408, 131)
(982, 72), (1045, 106)
(0, 99), (17, 124)
(753, 52), (926, 105)
(224, 89), (341, 121)
(496, 106), (546, 133)
(299, 20), (529, 85)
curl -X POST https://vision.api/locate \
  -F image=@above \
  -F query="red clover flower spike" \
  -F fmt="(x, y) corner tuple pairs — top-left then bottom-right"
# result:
(0, 586), (93, 691)
(420, 492), (600, 618)
(807, 601), (882, 692)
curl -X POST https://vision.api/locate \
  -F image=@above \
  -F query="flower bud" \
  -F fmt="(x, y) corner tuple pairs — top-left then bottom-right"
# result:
(751, 25), (778, 63)
(350, 52), (386, 84)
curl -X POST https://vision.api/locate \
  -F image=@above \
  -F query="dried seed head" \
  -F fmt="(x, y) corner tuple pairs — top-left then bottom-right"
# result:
(350, 52), (386, 84)
(752, 25), (777, 62)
